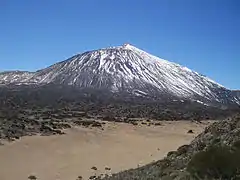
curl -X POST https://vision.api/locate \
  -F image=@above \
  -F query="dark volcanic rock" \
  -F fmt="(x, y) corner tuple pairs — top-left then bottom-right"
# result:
(0, 84), (239, 143)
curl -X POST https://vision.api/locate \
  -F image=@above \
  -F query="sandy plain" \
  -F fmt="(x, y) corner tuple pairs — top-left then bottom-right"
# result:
(0, 120), (212, 180)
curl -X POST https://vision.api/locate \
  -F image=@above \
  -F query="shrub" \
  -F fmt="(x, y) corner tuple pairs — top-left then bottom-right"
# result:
(177, 145), (190, 155)
(28, 175), (37, 180)
(76, 176), (83, 180)
(105, 167), (111, 170)
(89, 175), (96, 179)
(187, 145), (240, 179)
(233, 140), (240, 149)
(167, 151), (177, 157)
(187, 130), (194, 134)
(91, 166), (98, 170)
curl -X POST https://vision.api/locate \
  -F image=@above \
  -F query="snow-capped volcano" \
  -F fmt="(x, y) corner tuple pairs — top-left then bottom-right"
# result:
(0, 44), (239, 105)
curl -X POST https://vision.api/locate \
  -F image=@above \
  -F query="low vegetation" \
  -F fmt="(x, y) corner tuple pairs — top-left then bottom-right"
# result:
(187, 144), (240, 179)
(98, 115), (240, 180)
(28, 175), (37, 180)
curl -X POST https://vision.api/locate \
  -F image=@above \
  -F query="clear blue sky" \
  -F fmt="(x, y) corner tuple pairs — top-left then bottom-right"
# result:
(0, 0), (239, 89)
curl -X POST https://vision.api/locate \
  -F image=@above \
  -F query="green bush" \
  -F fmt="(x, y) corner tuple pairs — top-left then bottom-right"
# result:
(187, 145), (240, 179)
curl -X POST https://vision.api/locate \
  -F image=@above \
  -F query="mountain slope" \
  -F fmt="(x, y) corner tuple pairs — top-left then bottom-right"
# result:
(0, 71), (34, 85)
(0, 44), (239, 105)
(100, 115), (240, 180)
(233, 90), (240, 98)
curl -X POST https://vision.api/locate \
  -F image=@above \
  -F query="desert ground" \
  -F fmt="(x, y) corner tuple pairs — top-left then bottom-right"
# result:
(0, 120), (212, 180)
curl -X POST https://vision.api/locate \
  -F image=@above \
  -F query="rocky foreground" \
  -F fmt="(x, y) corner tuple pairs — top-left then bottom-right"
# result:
(97, 115), (240, 180)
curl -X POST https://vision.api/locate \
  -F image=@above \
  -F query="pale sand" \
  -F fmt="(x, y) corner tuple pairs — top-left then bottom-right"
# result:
(0, 120), (212, 180)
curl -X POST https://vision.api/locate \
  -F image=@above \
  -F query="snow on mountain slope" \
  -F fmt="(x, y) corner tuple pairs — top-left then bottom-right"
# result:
(0, 71), (34, 84)
(0, 44), (239, 105)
